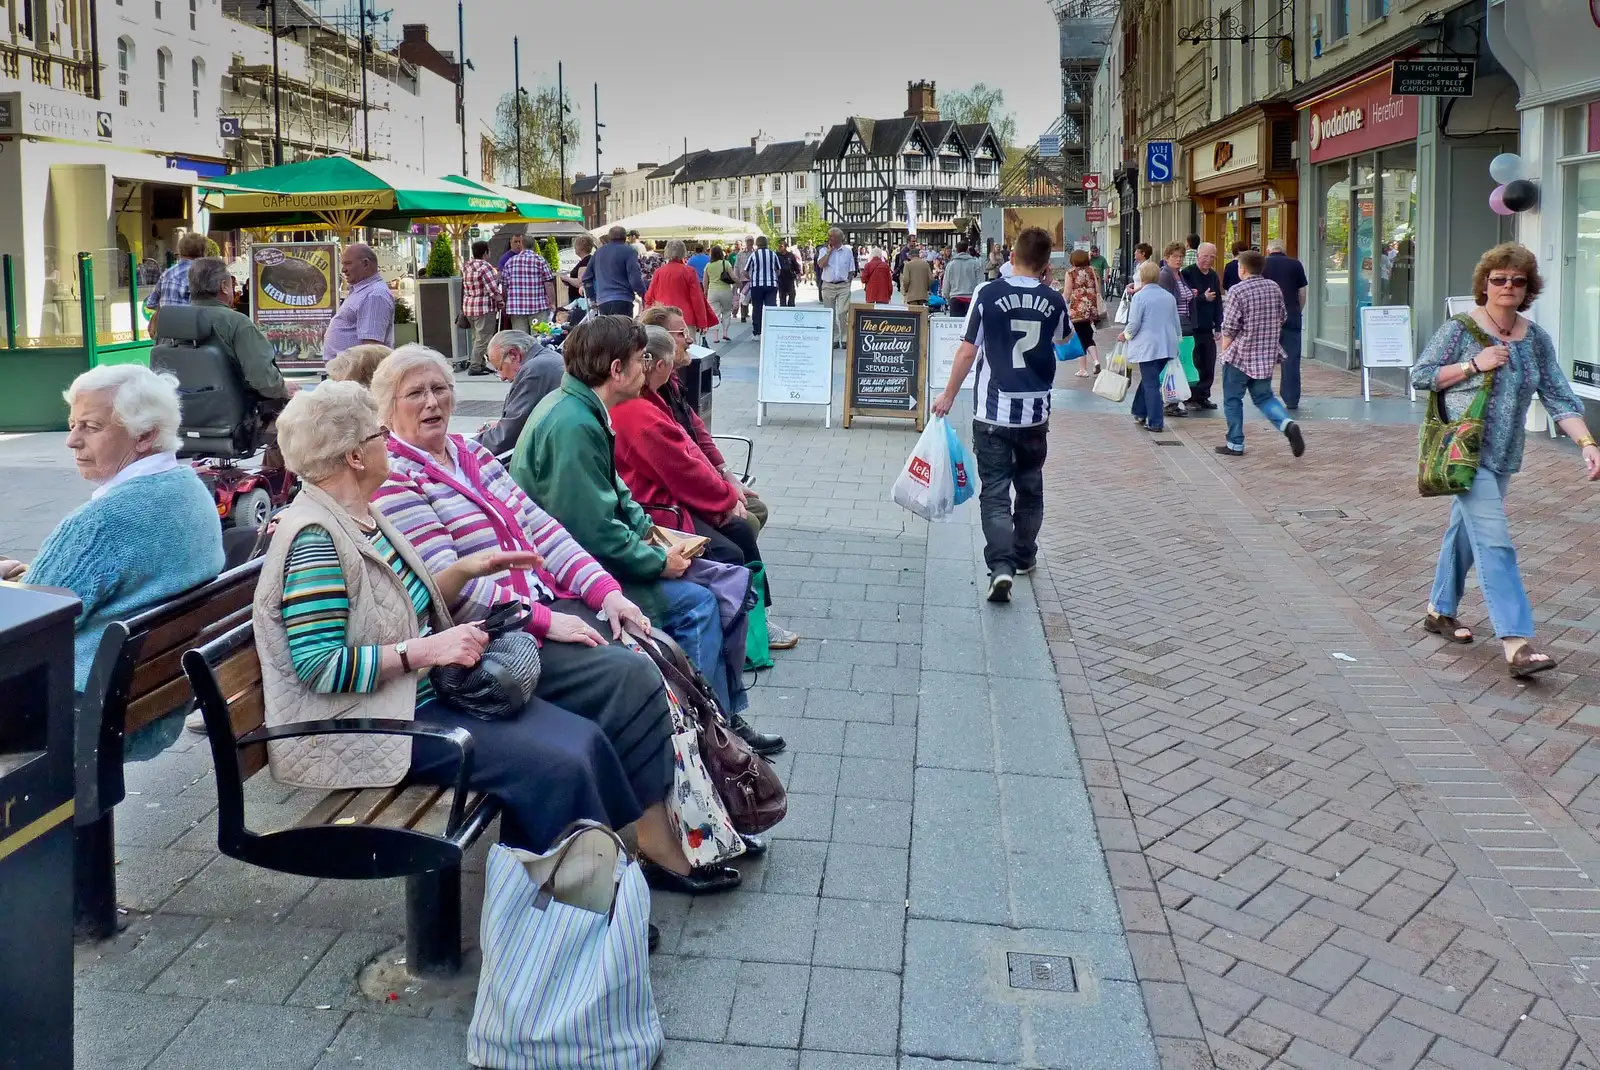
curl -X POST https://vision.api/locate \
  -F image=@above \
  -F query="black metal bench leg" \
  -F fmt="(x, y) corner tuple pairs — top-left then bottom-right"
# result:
(405, 866), (462, 977)
(73, 814), (119, 941)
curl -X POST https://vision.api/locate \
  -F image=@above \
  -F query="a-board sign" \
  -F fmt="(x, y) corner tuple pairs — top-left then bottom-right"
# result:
(845, 303), (927, 430)
(1359, 305), (1414, 368)
(927, 315), (974, 405)
(1445, 295), (1475, 318)
(757, 306), (835, 427)
(250, 241), (340, 370)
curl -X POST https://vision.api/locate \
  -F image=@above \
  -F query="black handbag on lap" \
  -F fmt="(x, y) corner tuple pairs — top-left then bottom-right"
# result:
(429, 603), (540, 720)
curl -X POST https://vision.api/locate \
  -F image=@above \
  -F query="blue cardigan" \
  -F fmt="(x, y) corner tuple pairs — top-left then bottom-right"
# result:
(1124, 284), (1182, 366)
(28, 466), (224, 689)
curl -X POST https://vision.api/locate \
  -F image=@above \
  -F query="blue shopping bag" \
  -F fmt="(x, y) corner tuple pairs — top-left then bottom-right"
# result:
(1054, 332), (1085, 362)
(944, 420), (974, 506)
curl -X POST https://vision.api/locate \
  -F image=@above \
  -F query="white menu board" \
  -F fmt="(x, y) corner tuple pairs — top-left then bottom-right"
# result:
(928, 315), (975, 403)
(757, 306), (835, 426)
(1359, 306), (1414, 368)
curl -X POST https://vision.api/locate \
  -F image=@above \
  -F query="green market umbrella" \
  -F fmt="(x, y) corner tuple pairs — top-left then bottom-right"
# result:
(202, 155), (512, 233)
(440, 175), (585, 224)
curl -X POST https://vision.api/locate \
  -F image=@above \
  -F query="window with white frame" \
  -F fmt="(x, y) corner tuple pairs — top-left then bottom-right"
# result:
(796, 174), (806, 190)
(117, 38), (133, 106)
(156, 48), (170, 112)
(192, 58), (203, 118)
(189, 0), (197, 29)
(743, 178), (752, 193)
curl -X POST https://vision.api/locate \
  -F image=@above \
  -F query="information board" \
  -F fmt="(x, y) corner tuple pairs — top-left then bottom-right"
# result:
(927, 315), (974, 405)
(845, 304), (927, 430)
(1391, 59), (1475, 97)
(1358, 304), (1415, 404)
(757, 306), (835, 426)
(250, 241), (340, 370)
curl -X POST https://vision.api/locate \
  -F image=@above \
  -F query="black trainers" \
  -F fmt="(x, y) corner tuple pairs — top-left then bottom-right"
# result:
(1285, 421), (1306, 458)
(987, 572), (1014, 603)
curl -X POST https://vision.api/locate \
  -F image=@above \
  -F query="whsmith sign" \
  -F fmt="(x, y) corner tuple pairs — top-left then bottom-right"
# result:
(1300, 64), (1418, 165)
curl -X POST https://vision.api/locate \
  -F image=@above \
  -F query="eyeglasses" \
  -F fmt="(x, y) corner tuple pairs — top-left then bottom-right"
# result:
(400, 384), (455, 404)
(360, 425), (390, 444)
(1487, 275), (1529, 288)
(667, 328), (688, 338)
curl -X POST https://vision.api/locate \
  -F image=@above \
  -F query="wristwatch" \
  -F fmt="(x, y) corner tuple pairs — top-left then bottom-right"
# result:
(396, 641), (412, 673)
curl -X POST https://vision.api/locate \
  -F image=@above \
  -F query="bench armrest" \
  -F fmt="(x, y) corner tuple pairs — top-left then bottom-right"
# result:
(239, 719), (476, 837)
(636, 501), (688, 529)
(712, 435), (753, 484)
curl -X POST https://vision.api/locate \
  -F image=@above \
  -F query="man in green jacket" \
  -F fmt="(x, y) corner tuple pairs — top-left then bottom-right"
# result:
(511, 314), (782, 754)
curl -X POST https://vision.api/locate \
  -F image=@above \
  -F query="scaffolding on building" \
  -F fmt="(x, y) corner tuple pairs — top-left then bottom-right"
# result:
(1047, 0), (1117, 205)
(220, 0), (406, 169)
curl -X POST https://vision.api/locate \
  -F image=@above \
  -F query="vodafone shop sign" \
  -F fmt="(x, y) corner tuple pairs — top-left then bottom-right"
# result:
(1301, 64), (1419, 165)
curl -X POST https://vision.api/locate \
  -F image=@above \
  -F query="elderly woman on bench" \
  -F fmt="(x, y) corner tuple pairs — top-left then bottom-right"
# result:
(255, 381), (687, 865)
(368, 345), (746, 893)
(0, 364), (223, 689)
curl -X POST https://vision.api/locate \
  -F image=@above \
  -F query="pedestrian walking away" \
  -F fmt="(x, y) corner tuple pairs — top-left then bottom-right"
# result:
(815, 227), (857, 349)
(1180, 242), (1222, 409)
(583, 225), (648, 317)
(1261, 238), (1309, 409)
(1065, 249), (1101, 378)
(1215, 249), (1302, 458)
(1412, 242), (1599, 678)
(775, 239), (801, 307)
(943, 240), (981, 320)
(501, 243), (556, 333)
(931, 227), (1068, 603)
(461, 241), (504, 375)
(742, 236), (782, 338)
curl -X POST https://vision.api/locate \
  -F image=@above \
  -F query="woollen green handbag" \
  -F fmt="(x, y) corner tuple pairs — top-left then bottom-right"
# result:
(1418, 314), (1497, 498)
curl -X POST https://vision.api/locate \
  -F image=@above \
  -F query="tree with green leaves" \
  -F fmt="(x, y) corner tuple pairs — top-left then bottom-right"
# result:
(541, 237), (560, 275)
(937, 83), (1018, 149)
(492, 85), (581, 198)
(794, 211), (832, 250)
(424, 234), (457, 278)
(756, 201), (782, 243)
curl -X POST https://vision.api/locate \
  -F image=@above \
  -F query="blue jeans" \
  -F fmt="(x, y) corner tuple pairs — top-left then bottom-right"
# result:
(1279, 326), (1303, 409)
(1222, 363), (1291, 452)
(1130, 360), (1166, 430)
(656, 578), (744, 714)
(1429, 468), (1535, 639)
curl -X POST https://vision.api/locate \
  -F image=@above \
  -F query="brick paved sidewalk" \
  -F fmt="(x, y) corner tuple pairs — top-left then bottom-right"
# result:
(1035, 409), (1600, 1070)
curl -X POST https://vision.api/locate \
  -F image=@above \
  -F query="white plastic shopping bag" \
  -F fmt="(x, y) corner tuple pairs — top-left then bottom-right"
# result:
(1160, 359), (1191, 405)
(892, 417), (957, 522)
(1113, 296), (1130, 325)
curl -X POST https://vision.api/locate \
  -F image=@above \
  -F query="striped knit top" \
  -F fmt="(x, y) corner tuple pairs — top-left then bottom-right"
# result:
(374, 434), (622, 642)
(282, 524), (435, 702)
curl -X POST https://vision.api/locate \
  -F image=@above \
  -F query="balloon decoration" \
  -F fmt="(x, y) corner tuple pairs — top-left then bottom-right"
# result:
(1489, 152), (1523, 185)
(1502, 179), (1540, 213)
(1486, 154), (1538, 215)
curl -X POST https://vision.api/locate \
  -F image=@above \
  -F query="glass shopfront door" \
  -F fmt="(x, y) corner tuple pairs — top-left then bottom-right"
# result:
(1312, 144), (1418, 366)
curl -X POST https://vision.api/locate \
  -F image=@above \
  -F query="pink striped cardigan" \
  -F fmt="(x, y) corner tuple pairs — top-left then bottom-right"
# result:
(374, 434), (622, 641)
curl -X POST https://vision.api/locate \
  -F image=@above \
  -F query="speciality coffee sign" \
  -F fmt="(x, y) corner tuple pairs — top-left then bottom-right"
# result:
(845, 305), (927, 429)
(1302, 64), (1418, 164)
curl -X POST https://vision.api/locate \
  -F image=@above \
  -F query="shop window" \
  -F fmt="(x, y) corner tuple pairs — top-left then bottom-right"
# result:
(117, 38), (133, 106)
(1376, 147), (1417, 309)
(191, 58), (203, 119)
(1327, 0), (1349, 41)
(1317, 164), (1351, 348)
(1563, 161), (1600, 388)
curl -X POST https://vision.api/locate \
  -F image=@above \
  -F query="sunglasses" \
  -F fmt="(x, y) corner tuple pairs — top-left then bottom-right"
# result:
(1487, 275), (1528, 288)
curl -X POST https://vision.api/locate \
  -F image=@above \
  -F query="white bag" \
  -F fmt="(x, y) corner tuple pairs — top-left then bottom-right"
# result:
(1160, 359), (1192, 404)
(1113, 296), (1131, 325)
(1093, 365), (1130, 403)
(468, 823), (663, 1070)
(891, 416), (957, 522)
(663, 686), (746, 866)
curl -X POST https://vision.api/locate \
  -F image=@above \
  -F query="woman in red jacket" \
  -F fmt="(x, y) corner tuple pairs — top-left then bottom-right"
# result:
(611, 326), (798, 649)
(643, 239), (717, 335)
(861, 248), (893, 303)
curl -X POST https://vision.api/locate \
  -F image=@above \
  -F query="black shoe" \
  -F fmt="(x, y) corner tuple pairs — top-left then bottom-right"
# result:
(467, 366), (494, 376)
(987, 571), (1013, 603)
(740, 834), (768, 857)
(1214, 445), (1243, 457)
(731, 715), (785, 756)
(640, 860), (742, 895)
(1285, 421), (1305, 458)
(649, 923), (661, 954)
(1165, 403), (1186, 417)
(1194, 401), (1219, 410)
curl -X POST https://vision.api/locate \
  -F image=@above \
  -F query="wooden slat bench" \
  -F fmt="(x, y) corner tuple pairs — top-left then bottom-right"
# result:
(182, 620), (500, 976)
(74, 559), (264, 939)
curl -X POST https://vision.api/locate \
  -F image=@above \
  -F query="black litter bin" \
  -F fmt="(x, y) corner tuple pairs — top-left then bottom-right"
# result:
(677, 354), (714, 424)
(0, 584), (81, 1070)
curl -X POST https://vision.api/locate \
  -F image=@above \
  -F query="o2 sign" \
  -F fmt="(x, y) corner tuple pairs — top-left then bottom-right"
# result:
(1145, 141), (1174, 184)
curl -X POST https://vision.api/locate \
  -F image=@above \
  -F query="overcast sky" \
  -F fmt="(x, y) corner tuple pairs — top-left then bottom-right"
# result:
(379, 0), (1064, 176)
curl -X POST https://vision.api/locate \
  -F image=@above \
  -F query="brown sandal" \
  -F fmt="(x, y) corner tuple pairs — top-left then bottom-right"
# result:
(1423, 612), (1473, 644)
(1507, 645), (1558, 679)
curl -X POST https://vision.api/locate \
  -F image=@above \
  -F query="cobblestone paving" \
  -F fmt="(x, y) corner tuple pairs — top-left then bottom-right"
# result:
(1033, 405), (1600, 1070)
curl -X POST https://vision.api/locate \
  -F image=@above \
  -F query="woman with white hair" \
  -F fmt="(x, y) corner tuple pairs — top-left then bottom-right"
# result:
(0, 364), (224, 688)
(257, 380), (684, 870)
(369, 346), (744, 893)
(642, 238), (716, 337)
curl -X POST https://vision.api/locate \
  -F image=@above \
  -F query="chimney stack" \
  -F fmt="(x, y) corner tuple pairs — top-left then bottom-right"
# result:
(905, 80), (939, 123)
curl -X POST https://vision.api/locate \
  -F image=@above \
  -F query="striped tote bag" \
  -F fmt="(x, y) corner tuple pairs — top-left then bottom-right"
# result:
(468, 824), (663, 1070)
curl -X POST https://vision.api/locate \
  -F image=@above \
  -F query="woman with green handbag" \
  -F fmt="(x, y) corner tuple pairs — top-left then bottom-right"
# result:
(1412, 243), (1600, 678)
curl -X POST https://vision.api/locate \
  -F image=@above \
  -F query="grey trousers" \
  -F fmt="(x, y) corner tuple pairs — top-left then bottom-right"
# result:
(469, 313), (497, 370)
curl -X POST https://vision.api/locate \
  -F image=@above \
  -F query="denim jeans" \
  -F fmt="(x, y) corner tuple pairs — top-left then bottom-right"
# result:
(971, 420), (1049, 573)
(1278, 326), (1303, 409)
(1429, 467), (1535, 639)
(1221, 362), (1291, 452)
(655, 578), (744, 714)
(1130, 359), (1166, 431)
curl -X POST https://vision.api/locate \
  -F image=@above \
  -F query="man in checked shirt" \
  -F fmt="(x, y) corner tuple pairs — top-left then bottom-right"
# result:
(501, 239), (557, 333)
(1215, 249), (1305, 459)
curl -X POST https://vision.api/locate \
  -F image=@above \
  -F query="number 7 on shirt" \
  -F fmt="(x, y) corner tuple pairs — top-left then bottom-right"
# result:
(1010, 322), (1042, 368)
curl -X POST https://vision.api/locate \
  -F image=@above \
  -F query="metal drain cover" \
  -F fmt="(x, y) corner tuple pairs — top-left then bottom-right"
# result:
(1292, 508), (1348, 520)
(1007, 953), (1078, 993)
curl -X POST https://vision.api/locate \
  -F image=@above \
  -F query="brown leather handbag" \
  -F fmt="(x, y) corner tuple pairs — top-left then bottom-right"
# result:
(639, 630), (787, 835)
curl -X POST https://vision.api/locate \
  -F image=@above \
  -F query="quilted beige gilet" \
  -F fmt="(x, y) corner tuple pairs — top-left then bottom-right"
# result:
(252, 481), (453, 790)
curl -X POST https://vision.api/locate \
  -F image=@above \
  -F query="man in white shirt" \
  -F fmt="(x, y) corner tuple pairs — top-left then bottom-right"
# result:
(815, 227), (857, 350)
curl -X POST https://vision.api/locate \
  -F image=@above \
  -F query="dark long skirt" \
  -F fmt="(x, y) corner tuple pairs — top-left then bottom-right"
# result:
(410, 695), (644, 853)
(532, 599), (675, 810)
